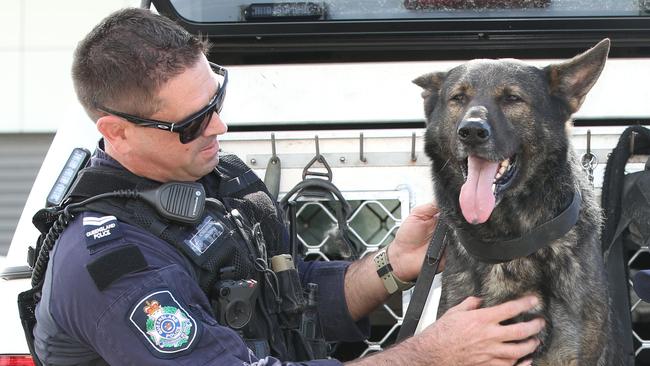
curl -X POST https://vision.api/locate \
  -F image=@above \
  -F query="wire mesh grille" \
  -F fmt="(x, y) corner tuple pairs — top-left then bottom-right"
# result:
(292, 192), (407, 360)
(629, 245), (650, 364)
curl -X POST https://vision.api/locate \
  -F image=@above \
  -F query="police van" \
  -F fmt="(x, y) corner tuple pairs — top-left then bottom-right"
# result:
(1, 0), (650, 364)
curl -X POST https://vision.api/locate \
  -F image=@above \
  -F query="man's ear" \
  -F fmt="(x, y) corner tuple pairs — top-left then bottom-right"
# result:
(546, 38), (610, 114)
(96, 115), (131, 155)
(413, 72), (446, 122)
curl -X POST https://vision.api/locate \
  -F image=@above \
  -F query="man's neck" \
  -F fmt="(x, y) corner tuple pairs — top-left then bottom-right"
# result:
(102, 140), (168, 183)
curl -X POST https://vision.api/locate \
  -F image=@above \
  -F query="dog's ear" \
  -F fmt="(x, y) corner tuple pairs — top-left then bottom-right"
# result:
(414, 72), (446, 121)
(413, 72), (446, 99)
(546, 38), (610, 114)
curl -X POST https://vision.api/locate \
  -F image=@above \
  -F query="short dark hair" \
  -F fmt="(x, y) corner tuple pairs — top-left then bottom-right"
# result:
(72, 8), (210, 121)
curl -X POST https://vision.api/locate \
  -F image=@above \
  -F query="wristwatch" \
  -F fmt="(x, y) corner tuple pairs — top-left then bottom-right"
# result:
(373, 246), (415, 294)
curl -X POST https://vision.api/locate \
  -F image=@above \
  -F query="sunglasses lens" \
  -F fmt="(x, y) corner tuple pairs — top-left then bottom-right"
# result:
(178, 77), (226, 144)
(179, 110), (213, 144)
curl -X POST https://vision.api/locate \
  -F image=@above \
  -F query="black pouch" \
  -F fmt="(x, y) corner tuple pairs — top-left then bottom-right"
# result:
(18, 286), (43, 366)
(275, 268), (305, 329)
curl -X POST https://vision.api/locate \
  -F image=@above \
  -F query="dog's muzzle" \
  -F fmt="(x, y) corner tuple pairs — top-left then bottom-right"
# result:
(457, 106), (491, 146)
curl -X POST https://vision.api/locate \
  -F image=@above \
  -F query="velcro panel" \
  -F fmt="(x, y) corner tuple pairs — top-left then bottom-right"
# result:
(86, 245), (148, 291)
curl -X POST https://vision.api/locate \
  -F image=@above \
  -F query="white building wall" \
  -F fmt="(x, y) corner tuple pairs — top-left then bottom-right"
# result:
(0, 0), (142, 133)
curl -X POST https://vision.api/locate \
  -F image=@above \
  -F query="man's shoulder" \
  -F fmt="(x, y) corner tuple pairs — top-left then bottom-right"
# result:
(54, 211), (189, 278)
(59, 211), (161, 252)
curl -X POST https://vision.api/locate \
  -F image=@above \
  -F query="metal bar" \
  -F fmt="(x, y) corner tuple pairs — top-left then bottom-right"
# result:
(247, 149), (648, 169)
(247, 152), (428, 168)
(360, 133), (367, 163)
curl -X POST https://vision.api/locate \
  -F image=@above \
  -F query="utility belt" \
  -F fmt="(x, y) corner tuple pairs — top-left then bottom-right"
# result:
(20, 151), (327, 363)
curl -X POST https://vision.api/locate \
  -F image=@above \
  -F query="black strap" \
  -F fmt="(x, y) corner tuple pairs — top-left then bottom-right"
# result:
(221, 169), (261, 196)
(396, 219), (448, 342)
(279, 178), (358, 259)
(457, 191), (582, 264)
(68, 167), (158, 200)
(218, 153), (268, 197)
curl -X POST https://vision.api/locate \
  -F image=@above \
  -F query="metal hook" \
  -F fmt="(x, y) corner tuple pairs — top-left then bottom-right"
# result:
(264, 133), (281, 199)
(270, 133), (279, 164)
(581, 129), (597, 187)
(302, 134), (333, 180)
(359, 133), (365, 162)
(271, 133), (277, 158)
(411, 132), (417, 162)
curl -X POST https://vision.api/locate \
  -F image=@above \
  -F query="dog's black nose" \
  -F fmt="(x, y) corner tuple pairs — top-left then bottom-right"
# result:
(458, 107), (491, 145)
(457, 119), (491, 144)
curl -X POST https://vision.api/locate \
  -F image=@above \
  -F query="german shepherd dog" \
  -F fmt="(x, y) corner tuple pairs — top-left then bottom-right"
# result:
(415, 39), (622, 365)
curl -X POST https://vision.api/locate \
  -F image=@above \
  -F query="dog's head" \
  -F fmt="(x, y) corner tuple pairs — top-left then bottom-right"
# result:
(416, 39), (609, 225)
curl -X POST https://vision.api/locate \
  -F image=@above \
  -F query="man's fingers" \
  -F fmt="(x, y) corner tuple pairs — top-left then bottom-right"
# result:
(486, 360), (517, 366)
(445, 296), (482, 314)
(515, 358), (534, 366)
(495, 318), (545, 343)
(492, 337), (540, 361)
(410, 202), (440, 219)
(481, 295), (539, 322)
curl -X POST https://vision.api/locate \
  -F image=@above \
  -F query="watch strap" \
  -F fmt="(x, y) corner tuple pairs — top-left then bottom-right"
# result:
(373, 247), (414, 294)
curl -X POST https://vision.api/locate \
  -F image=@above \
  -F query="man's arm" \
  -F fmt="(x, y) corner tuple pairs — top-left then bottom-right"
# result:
(344, 203), (439, 320)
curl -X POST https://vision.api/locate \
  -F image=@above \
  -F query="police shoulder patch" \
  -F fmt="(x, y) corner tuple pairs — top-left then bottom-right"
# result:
(82, 213), (123, 247)
(129, 290), (199, 357)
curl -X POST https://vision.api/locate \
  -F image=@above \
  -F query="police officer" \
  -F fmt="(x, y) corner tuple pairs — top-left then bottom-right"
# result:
(33, 8), (544, 366)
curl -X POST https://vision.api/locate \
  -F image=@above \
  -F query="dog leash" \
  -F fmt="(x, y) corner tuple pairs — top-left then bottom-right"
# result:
(396, 218), (448, 342)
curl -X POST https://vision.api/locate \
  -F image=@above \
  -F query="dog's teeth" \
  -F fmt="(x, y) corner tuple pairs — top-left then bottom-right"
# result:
(495, 172), (502, 180)
(498, 166), (506, 175)
(491, 184), (496, 193)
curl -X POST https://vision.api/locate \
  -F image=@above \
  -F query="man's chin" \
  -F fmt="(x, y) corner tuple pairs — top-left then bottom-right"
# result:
(203, 154), (220, 174)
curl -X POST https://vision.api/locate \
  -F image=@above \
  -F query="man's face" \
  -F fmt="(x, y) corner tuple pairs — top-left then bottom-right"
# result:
(127, 56), (228, 182)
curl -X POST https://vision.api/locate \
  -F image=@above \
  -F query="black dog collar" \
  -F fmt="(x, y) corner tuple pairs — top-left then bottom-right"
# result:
(457, 191), (582, 264)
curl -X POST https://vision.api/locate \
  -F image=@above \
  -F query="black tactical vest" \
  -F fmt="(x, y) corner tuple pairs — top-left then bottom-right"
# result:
(61, 153), (323, 361)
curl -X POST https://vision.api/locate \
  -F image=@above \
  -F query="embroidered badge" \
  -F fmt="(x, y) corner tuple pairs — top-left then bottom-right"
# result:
(129, 290), (198, 354)
(83, 214), (123, 247)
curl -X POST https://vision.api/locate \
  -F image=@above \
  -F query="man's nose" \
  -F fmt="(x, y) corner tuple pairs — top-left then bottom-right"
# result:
(205, 112), (228, 136)
(457, 106), (491, 146)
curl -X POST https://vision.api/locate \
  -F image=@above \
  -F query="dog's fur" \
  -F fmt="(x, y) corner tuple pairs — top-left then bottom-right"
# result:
(415, 39), (622, 365)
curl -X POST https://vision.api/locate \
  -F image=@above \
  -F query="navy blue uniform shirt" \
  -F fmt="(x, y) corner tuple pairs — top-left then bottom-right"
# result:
(33, 144), (369, 365)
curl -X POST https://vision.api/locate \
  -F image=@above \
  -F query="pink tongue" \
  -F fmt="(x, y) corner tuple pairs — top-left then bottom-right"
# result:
(459, 156), (499, 224)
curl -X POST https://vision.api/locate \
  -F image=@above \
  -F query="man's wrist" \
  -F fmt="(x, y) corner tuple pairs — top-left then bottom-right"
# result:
(373, 246), (415, 294)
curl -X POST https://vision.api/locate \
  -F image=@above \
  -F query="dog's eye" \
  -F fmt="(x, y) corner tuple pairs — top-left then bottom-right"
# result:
(504, 94), (522, 103)
(450, 94), (466, 103)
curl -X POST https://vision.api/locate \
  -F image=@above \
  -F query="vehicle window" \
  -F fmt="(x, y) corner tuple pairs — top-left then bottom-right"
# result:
(169, 0), (645, 22)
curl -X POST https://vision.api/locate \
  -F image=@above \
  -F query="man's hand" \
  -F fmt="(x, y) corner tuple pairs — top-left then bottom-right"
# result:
(419, 296), (544, 366)
(388, 202), (440, 281)
(346, 295), (544, 366)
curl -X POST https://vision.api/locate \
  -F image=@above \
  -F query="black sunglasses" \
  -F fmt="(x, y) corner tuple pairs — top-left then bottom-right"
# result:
(97, 62), (228, 144)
